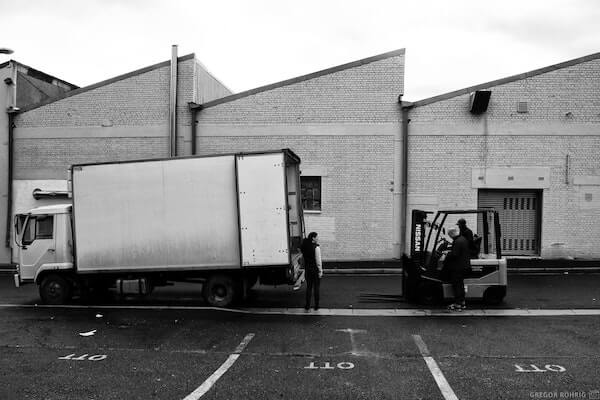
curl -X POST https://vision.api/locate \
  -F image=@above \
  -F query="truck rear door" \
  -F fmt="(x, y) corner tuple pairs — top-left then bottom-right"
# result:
(236, 152), (289, 267)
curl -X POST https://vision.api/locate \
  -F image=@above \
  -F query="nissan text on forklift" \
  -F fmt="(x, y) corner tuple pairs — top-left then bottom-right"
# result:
(402, 208), (508, 306)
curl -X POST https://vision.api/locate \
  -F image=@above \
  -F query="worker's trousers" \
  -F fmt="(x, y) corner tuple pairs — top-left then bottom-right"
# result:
(305, 269), (320, 309)
(450, 269), (465, 304)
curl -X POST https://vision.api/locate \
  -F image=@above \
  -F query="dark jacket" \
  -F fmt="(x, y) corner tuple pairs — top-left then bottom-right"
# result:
(446, 235), (470, 272)
(459, 226), (474, 243)
(459, 226), (479, 258)
(301, 239), (319, 271)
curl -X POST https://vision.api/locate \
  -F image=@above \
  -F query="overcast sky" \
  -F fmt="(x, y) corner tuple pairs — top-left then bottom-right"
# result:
(1, 0), (599, 101)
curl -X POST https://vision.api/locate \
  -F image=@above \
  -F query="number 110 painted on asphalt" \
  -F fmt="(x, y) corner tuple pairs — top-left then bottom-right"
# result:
(304, 361), (355, 370)
(58, 353), (107, 361)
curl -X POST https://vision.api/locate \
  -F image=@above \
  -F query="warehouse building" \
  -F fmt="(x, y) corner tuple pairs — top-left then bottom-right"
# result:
(1, 60), (78, 266)
(404, 53), (600, 259)
(2, 48), (599, 266)
(190, 49), (406, 261)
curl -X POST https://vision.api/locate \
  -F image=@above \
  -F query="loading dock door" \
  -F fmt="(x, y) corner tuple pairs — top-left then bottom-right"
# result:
(478, 190), (541, 256)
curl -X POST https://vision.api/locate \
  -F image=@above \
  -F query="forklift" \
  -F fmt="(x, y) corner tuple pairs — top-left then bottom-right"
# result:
(402, 208), (507, 305)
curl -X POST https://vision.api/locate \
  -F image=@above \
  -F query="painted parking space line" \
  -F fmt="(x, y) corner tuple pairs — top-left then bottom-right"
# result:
(182, 333), (255, 400)
(2, 304), (600, 316)
(412, 335), (458, 400)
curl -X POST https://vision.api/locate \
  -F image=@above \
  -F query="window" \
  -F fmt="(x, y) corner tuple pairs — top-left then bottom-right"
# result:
(36, 216), (54, 239)
(22, 215), (53, 245)
(301, 176), (321, 211)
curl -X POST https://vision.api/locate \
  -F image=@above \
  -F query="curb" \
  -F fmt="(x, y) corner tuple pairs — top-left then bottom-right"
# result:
(2, 303), (600, 317)
(324, 267), (600, 275)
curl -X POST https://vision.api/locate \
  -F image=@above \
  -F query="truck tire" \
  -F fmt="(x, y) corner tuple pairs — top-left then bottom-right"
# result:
(40, 274), (72, 305)
(203, 274), (236, 308)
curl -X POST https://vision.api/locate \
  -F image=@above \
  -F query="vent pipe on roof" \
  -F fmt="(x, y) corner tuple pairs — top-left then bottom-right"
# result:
(169, 45), (178, 157)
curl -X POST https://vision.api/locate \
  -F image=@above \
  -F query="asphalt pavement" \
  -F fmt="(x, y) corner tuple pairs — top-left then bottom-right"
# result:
(1, 306), (599, 399)
(1, 272), (599, 310)
(1, 273), (600, 400)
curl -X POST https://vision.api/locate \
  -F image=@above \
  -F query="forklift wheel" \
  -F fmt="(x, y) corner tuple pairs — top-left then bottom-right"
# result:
(417, 281), (442, 305)
(483, 286), (506, 305)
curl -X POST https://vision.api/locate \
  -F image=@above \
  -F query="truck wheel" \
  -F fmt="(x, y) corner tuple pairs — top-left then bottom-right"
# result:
(203, 274), (235, 308)
(40, 274), (72, 305)
(483, 286), (506, 305)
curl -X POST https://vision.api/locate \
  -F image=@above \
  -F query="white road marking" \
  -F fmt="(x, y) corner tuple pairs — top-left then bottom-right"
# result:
(182, 333), (254, 400)
(336, 328), (367, 355)
(412, 334), (459, 400)
(1, 304), (600, 317)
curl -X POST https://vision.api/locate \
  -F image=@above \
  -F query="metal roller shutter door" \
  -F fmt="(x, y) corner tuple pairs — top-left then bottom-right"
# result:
(478, 190), (541, 256)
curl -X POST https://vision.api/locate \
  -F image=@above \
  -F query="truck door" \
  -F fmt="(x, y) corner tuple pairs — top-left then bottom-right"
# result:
(19, 215), (56, 281)
(236, 153), (289, 267)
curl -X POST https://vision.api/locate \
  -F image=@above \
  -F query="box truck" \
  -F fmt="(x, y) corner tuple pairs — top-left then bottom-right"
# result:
(13, 149), (305, 307)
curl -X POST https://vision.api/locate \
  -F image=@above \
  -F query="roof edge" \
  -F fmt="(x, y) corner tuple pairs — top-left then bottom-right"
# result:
(410, 51), (600, 108)
(1, 59), (78, 89)
(193, 48), (406, 110)
(17, 53), (195, 113)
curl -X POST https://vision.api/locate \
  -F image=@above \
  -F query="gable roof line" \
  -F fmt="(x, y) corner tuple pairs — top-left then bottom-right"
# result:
(1, 60), (79, 89)
(409, 51), (600, 108)
(192, 48), (406, 110)
(17, 53), (195, 113)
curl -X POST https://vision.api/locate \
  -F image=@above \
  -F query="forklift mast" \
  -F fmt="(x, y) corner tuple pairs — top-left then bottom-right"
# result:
(409, 208), (502, 263)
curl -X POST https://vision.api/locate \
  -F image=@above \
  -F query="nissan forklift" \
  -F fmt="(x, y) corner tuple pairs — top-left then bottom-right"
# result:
(402, 208), (507, 305)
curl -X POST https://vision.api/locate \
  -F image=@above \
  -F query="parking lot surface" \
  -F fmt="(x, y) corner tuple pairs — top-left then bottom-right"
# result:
(1, 274), (599, 399)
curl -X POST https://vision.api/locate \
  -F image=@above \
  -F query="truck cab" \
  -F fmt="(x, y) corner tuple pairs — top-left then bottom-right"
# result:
(14, 205), (75, 302)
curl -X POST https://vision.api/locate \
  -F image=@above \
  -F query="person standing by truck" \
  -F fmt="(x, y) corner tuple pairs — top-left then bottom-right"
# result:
(301, 232), (323, 311)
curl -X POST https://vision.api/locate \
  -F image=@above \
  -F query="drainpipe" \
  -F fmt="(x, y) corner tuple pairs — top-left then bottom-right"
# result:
(399, 101), (412, 256)
(392, 99), (402, 258)
(5, 61), (18, 249)
(169, 45), (178, 157)
(4, 111), (15, 249)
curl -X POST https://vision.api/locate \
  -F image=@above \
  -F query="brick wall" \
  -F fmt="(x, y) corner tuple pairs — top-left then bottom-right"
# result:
(197, 135), (395, 260)
(13, 56), (231, 177)
(195, 52), (405, 260)
(407, 56), (600, 258)
(14, 137), (169, 179)
(198, 54), (405, 124)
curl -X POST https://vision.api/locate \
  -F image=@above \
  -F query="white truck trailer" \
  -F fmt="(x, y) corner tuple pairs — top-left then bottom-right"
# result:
(13, 149), (305, 307)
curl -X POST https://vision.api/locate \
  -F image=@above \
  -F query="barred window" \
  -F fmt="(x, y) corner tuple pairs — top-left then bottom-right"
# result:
(301, 176), (321, 211)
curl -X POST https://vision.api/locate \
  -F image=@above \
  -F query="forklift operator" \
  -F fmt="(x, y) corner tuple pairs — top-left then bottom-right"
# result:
(457, 218), (480, 258)
(443, 227), (470, 310)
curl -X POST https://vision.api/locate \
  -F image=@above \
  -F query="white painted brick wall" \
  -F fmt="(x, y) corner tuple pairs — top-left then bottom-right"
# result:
(408, 57), (600, 258)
